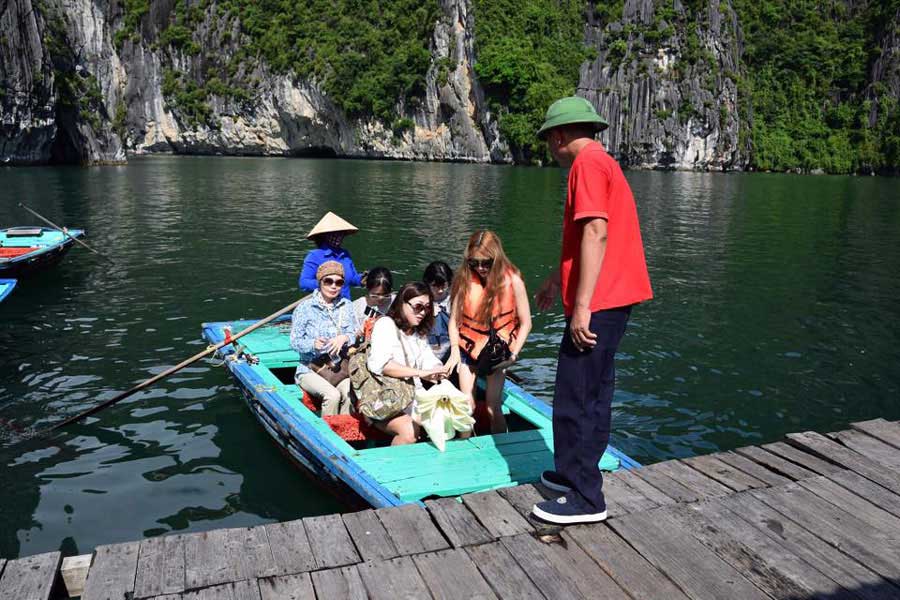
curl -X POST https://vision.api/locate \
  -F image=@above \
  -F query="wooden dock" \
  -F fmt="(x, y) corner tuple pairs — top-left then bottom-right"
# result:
(3, 417), (900, 599)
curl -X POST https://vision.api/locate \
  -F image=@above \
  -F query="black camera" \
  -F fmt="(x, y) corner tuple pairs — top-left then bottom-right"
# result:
(364, 305), (381, 318)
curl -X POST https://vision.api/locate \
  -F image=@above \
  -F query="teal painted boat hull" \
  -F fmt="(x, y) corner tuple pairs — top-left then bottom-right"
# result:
(0, 227), (85, 278)
(201, 315), (639, 508)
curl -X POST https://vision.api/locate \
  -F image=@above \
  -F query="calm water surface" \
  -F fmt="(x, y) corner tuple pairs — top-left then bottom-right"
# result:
(1, 157), (898, 558)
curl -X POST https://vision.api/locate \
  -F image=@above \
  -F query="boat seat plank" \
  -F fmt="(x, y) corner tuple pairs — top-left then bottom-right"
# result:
(565, 525), (690, 600)
(414, 548), (499, 599)
(761, 441), (844, 476)
(830, 429), (900, 469)
(302, 514), (360, 569)
(723, 492), (898, 600)
(613, 469), (677, 505)
(665, 503), (837, 600)
(826, 469), (900, 519)
(733, 445), (818, 480)
(134, 534), (186, 598)
(751, 484), (900, 581)
(607, 509), (770, 600)
(375, 503), (449, 555)
(647, 459), (732, 498)
(499, 533), (591, 599)
(786, 431), (900, 495)
(681, 454), (768, 492)
(356, 556), (432, 600)
(464, 541), (545, 600)
(81, 542), (139, 600)
(715, 451), (791, 487)
(796, 475), (900, 534)
(258, 573), (314, 600)
(631, 465), (701, 503)
(462, 490), (533, 537)
(310, 566), (366, 600)
(263, 519), (316, 575)
(0, 551), (61, 600)
(424, 497), (494, 547)
(341, 509), (400, 561)
(851, 418), (900, 450)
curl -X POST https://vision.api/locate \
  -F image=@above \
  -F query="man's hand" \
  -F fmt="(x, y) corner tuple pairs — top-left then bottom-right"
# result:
(535, 276), (560, 311)
(569, 306), (597, 351)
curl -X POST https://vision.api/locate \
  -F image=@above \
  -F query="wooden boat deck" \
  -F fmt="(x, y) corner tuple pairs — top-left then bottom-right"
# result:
(5, 417), (900, 599)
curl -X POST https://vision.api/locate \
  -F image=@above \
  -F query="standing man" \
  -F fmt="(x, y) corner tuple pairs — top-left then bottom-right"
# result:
(531, 97), (652, 524)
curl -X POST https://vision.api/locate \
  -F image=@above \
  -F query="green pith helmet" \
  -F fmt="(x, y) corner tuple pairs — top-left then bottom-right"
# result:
(537, 96), (609, 140)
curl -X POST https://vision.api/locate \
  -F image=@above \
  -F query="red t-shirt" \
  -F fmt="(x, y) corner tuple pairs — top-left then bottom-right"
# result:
(560, 142), (652, 316)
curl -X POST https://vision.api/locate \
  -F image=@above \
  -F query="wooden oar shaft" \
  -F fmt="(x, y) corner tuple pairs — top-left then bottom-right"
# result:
(48, 296), (306, 432)
(17, 203), (115, 264)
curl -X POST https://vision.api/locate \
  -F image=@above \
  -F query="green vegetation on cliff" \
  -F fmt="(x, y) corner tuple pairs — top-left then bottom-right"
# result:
(472, 0), (594, 161)
(733, 0), (900, 173)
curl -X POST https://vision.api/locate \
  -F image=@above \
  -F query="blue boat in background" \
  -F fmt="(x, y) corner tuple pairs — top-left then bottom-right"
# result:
(0, 279), (16, 303)
(0, 227), (85, 278)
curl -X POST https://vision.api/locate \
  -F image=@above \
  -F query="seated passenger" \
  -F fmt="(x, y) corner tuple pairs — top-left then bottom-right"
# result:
(366, 282), (447, 445)
(290, 261), (360, 416)
(299, 212), (364, 300)
(353, 266), (395, 336)
(423, 261), (453, 362)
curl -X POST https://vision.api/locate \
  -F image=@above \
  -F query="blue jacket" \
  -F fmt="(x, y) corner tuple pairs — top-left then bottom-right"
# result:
(298, 245), (363, 300)
(290, 291), (360, 378)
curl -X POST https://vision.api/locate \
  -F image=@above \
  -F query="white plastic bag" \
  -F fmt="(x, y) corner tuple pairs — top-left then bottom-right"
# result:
(414, 380), (475, 451)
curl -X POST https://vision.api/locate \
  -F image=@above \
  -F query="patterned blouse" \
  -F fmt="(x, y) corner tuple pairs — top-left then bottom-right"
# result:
(290, 291), (360, 378)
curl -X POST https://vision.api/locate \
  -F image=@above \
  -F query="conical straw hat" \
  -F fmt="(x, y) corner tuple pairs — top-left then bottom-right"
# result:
(306, 212), (359, 239)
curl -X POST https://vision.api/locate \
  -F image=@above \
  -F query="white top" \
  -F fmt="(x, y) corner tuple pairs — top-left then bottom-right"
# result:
(367, 316), (442, 390)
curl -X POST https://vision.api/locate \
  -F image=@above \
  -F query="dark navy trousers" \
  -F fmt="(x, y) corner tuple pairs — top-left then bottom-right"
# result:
(552, 306), (632, 512)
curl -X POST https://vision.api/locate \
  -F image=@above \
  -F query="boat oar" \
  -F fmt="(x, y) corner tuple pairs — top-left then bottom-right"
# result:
(46, 296), (307, 433)
(17, 203), (115, 264)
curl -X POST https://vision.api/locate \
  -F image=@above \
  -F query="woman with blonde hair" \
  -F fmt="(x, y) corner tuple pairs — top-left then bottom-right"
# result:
(446, 231), (532, 433)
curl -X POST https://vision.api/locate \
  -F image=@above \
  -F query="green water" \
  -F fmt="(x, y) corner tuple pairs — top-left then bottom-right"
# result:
(1, 157), (899, 558)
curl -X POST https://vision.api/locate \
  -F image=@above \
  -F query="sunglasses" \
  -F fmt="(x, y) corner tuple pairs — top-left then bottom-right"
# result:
(406, 301), (431, 315)
(321, 277), (345, 287)
(467, 258), (494, 270)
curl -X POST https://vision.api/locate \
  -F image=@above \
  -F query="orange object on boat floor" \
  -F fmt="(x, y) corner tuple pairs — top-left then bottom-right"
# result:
(0, 247), (38, 258)
(324, 414), (390, 442)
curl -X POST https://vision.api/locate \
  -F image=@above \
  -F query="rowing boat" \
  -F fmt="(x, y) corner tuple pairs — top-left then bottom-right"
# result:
(201, 315), (639, 508)
(0, 279), (16, 303)
(0, 226), (85, 278)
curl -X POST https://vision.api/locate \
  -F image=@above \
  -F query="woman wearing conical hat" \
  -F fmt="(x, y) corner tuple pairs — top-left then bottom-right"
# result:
(299, 212), (364, 300)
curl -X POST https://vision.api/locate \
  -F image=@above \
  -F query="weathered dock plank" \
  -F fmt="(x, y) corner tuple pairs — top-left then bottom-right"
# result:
(608, 508), (770, 600)
(734, 445), (818, 481)
(462, 490), (533, 537)
(797, 476), (900, 534)
(186, 579), (261, 600)
(424, 498), (494, 547)
(375, 503), (449, 555)
(342, 508), (400, 561)
(716, 451), (791, 487)
(414, 548), (498, 599)
(184, 529), (237, 590)
(356, 556), (432, 600)
(465, 541), (545, 600)
(600, 472), (660, 514)
(787, 431), (900, 495)
(540, 533), (631, 600)
(826, 469), (900, 519)
(499, 533), (591, 599)
(82, 542), (139, 600)
(303, 513), (360, 569)
(830, 429), (900, 468)
(762, 441), (843, 476)
(134, 534), (185, 599)
(564, 525), (689, 600)
(0, 551), (60, 600)
(258, 573), (314, 600)
(851, 418), (900, 450)
(681, 454), (768, 492)
(649, 459), (732, 498)
(631, 464), (701, 503)
(614, 468), (677, 506)
(263, 519), (315, 575)
(310, 566), (366, 600)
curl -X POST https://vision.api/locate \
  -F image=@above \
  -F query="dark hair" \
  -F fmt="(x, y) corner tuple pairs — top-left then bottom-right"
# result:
(423, 261), (453, 286)
(386, 282), (434, 336)
(366, 266), (393, 292)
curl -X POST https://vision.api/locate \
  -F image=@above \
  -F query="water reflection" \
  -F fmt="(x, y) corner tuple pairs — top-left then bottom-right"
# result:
(1, 158), (899, 558)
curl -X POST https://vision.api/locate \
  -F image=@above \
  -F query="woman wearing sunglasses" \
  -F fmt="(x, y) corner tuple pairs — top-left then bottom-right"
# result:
(366, 282), (448, 445)
(290, 261), (360, 416)
(447, 231), (532, 433)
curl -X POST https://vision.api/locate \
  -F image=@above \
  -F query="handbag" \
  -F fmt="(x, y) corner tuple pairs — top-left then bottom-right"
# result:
(349, 330), (416, 421)
(307, 352), (350, 386)
(473, 326), (512, 376)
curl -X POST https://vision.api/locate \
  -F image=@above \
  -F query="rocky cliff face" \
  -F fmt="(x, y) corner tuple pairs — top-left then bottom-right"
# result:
(580, 0), (746, 170)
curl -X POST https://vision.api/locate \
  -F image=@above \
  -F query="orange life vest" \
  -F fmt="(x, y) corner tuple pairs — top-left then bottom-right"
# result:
(459, 272), (519, 360)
